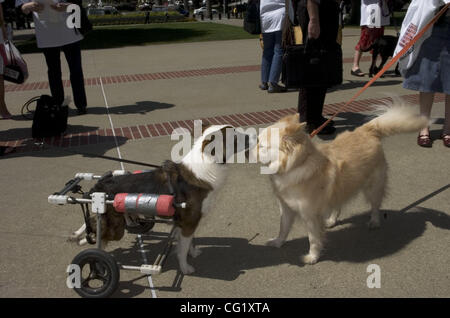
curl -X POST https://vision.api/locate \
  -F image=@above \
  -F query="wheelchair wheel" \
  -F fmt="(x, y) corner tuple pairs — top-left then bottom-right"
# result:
(70, 248), (120, 298)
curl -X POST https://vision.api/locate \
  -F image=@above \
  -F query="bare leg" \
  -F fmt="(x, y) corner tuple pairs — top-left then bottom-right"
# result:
(419, 91), (435, 137)
(266, 199), (296, 248)
(0, 75), (11, 119)
(443, 94), (450, 135)
(352, 50), (365, 73)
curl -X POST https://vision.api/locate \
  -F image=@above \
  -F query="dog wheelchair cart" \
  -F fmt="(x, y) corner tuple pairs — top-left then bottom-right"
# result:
(49, 170), (185, 298)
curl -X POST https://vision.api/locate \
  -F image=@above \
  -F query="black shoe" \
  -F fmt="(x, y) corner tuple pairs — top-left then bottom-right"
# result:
(259, 82), (268, 90)
(268, 83), (287, 93)
(77, 108), (87, 115)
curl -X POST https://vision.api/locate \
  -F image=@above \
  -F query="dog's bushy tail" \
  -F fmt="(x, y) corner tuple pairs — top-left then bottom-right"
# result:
(363, 99), (429, 138)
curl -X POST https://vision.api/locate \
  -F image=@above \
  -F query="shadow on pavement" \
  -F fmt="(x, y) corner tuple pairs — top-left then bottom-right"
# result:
(82, 101), (175, 116)
(108, 204), (450, 296)
(328, 79), (403, 92)
(0, 124), (100, 143)
(0, 127), (129, 159)
(315, 111), (375, 141)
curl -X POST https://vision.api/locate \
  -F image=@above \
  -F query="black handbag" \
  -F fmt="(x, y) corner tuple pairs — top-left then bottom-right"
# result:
(281, 0), (342, 89)
(31, 95), (68, 139)
(243, 0), (261, 34)
(282, 39), (343, 88)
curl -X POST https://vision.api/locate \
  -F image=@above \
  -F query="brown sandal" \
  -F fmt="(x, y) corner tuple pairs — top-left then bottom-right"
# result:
(417, 134), (432, 148)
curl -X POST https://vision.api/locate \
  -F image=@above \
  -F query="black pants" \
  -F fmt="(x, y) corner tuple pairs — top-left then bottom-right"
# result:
(295, 0), (339, 125)
(42, 41), (87, 110)
(297, 87), (327, 125)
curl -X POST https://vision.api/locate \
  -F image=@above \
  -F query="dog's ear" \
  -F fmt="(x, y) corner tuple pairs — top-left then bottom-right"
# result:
(201, 126), (232, 160)
(201, 136), (215, 157)
(201, 121), (212, 134)
(190, 121), (212, 137)
(279, 113), (300, 124)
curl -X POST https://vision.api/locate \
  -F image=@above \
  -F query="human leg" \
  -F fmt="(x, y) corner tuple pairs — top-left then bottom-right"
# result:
(42, 46), (65, 105)
(62, 41), (87, 112)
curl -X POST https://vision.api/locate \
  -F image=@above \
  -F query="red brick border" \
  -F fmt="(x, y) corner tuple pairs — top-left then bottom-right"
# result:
(2, 93), (445, 155)
(4, 57), (372, 93)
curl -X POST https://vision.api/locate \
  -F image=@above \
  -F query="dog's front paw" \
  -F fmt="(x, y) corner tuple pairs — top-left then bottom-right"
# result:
(301, 253), (319, 265)
(180, 263), (195, 275)
(266, 238), (285, 248)
(78, 238), (88, 246)
(189, 247), (202, 258)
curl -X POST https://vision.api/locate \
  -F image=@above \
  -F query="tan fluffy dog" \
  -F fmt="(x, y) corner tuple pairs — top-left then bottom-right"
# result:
(256, 103), (428, 264)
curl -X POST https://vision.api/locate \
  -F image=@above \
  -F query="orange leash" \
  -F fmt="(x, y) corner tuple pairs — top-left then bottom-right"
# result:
(310, 3), (450, 138)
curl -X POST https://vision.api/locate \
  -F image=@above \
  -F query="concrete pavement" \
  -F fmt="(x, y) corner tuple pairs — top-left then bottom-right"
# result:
(0, 24), (449, 298)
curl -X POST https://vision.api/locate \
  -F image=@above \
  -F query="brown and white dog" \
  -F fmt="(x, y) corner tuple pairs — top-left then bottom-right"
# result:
(70, 123), (251, 275)
(254, 102), (428, 264)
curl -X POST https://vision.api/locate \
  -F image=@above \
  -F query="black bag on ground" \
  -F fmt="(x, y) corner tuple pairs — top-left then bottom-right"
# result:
(243, 0), (261, 34)
(31, 95), (68, 138)
(282, 39), (343, 89)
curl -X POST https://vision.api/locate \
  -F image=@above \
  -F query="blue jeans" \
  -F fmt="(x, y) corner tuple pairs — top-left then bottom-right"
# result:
(261, 31), (283, 84)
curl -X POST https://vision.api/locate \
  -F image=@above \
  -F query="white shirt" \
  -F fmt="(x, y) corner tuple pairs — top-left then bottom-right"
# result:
(394, 0), (450, 73)
(16, 0), (83, 48)
(360, 0), (390, 27)
(260, 0), (285, 33)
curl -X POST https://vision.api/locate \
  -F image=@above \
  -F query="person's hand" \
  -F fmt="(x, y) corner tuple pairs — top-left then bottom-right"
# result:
(22, 1), (44, 13)
(50, 2), (71, 12)
(308, 18), (320, 39)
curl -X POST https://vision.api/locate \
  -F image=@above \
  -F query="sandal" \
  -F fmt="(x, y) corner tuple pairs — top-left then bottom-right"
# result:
(351, 68), (366, 77)
(417, 133), (432, 148)
(441, 134), (450, 148)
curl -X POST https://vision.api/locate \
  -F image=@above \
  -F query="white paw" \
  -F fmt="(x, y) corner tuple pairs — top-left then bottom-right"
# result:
(367, 219), (380, 229)
(180, 263), (195, 275)
(189, 247), (202, 258)
(78, 238), (88, 246)
(325, 217), (337, 228)
(266, 238), (285, 248)
(301, 253), (319, 265)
